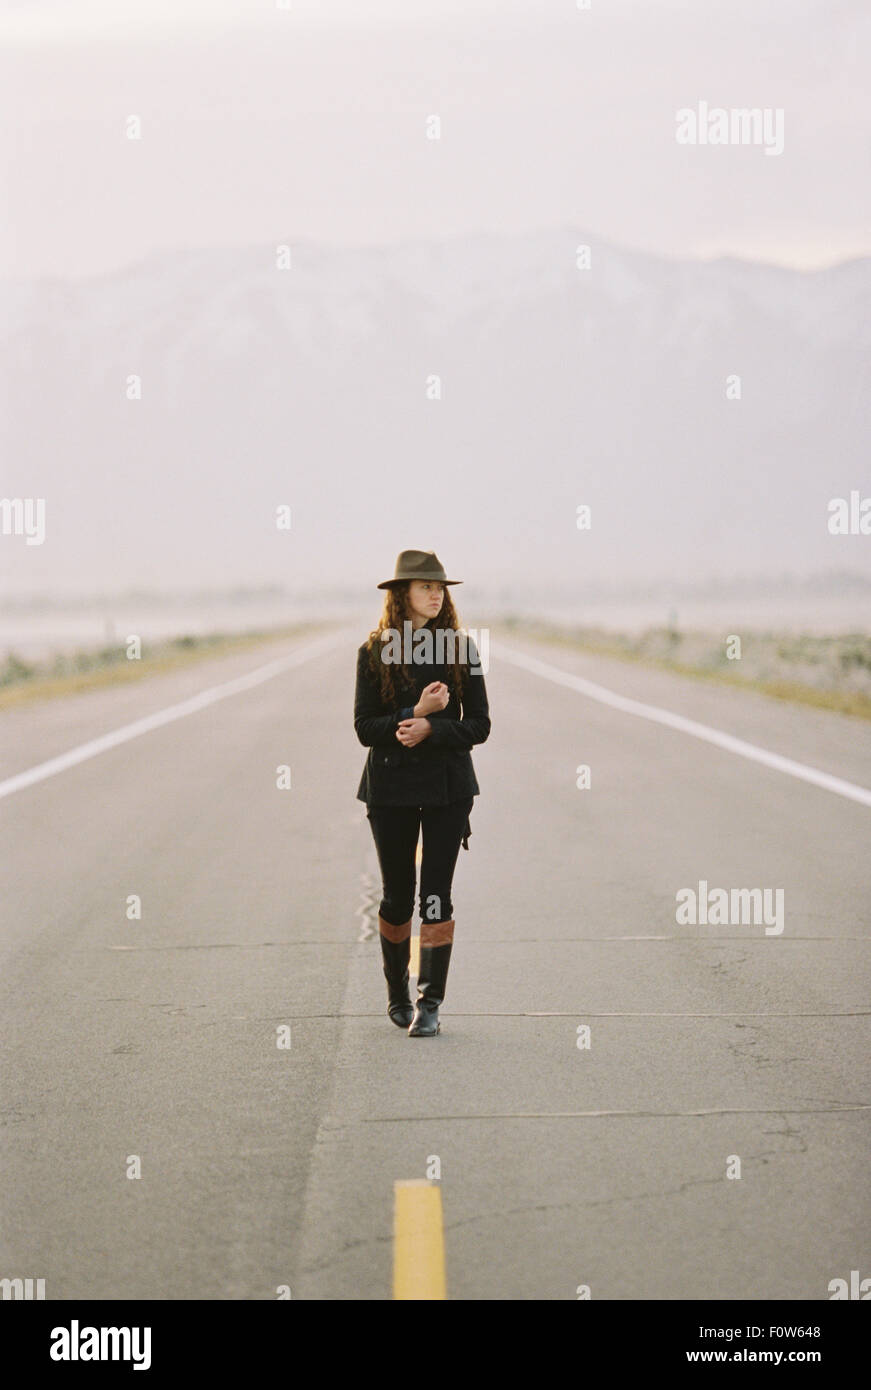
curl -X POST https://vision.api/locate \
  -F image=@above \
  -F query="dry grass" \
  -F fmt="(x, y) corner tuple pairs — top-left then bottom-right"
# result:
(497, 619), (871, 721)
(0, 623), (321, 710)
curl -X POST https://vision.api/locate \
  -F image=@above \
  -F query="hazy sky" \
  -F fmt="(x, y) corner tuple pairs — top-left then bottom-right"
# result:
(1, 0), (868, 279)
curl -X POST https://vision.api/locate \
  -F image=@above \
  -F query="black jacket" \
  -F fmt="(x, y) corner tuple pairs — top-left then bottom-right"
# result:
(354, 631), (491, 811)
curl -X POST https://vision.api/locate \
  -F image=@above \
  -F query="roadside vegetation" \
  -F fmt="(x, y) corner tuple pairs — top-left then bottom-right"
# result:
(498, 617), (871, 721)
(0, 624), (321, 709)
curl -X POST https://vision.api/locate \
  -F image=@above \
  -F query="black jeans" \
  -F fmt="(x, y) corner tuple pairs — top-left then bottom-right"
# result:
(366, 798), (474, 927)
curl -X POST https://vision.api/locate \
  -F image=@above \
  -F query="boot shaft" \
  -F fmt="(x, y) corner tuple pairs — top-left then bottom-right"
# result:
(416, 941), (453, 1009)
(379, 931), (411, 988)
(379, 919), (414, 1027)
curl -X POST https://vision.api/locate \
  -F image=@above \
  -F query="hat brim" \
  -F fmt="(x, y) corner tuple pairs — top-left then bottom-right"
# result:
(377, 576), (462, 589)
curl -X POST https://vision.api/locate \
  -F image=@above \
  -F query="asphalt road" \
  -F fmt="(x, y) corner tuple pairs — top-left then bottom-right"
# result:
(1, 623), (869, 1300)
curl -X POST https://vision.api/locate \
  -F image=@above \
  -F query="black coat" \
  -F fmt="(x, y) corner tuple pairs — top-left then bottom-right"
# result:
(354, 632), (491, 810)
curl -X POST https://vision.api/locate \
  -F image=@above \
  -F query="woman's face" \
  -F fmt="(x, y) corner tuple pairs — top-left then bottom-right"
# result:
(407, 579), (445, 623)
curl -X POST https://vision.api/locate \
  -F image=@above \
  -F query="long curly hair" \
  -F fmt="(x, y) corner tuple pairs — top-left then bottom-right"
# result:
(364, 583), (471, 708)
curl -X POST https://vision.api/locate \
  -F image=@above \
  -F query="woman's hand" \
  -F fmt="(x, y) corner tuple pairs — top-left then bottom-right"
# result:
(414, 681), (450, 716)
(396, 717), (432, 748)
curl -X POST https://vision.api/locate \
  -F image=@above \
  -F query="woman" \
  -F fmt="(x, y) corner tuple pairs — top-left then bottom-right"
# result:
(354, 549), (491, 1037)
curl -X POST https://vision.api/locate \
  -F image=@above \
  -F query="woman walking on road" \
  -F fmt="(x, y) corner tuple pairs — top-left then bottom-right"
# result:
(354, 549), (491, 1037)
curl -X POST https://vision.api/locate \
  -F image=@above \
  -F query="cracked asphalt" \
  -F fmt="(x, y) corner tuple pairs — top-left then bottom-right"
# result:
(0, 622), (869, 1299)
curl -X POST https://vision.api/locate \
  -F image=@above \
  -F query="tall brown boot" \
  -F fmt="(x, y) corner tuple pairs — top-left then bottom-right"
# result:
(408, 919), (454, 1037)
(378, 914), (414, 1028)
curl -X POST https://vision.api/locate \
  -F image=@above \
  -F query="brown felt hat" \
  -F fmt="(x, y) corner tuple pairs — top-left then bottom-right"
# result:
(376, 549), (462, 590)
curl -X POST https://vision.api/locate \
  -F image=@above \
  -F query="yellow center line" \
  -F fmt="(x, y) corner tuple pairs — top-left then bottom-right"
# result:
(393, 1180), (447, 1300)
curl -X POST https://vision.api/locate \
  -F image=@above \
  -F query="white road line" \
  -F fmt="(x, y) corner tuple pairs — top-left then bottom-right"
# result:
(280, 1009), (871, 1019)
(366, 1105), (871, 1121)
(496, 641), (871, 809)
(0, 628), (351, 802)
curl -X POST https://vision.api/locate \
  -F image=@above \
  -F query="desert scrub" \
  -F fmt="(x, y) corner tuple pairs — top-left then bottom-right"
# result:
(0, 624), (317, 708)
(498, 620), (871, 720)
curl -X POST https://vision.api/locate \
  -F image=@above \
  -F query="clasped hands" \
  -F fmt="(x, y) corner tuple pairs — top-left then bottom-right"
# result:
(395, 681), (449, 748)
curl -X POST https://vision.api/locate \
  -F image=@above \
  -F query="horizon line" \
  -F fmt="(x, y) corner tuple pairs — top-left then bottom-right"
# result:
(2, 225), (868, 288)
